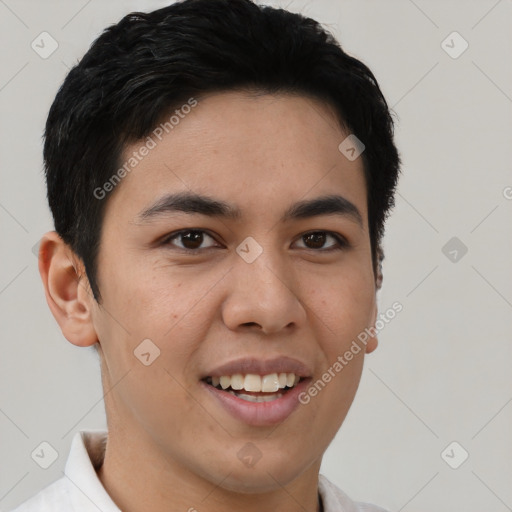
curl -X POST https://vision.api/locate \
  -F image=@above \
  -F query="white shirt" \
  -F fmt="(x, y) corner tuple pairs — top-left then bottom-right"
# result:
(9, 430), (388, 512)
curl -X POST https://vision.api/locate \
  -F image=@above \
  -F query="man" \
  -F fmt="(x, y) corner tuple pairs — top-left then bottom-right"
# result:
(11, 0), (400, 510)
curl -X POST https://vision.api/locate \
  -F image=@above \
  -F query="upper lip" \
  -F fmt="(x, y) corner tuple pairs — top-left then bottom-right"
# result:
(203, 356), (312, 378)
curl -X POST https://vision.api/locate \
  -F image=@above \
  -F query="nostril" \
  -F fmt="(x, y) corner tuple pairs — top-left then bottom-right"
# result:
(241, 322), (259, 328)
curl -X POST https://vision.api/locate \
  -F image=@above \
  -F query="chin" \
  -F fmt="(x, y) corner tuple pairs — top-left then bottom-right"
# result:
(206, 453), (316, 494)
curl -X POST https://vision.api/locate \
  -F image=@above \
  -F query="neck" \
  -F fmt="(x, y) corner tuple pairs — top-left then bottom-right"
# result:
(96, 425), (323, 512)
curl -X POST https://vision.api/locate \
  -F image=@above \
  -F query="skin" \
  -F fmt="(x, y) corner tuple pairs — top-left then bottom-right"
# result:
(39, 91), (379, 512)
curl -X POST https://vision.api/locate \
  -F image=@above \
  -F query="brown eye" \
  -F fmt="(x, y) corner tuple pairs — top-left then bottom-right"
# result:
(295, 231), (347, 251)
(164, 230), (218, 250)
(180, 230), (204, 249)
(303, 232), (327, 249)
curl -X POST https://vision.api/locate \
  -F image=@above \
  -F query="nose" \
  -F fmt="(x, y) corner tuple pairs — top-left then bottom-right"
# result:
(221, 252), (307, 335)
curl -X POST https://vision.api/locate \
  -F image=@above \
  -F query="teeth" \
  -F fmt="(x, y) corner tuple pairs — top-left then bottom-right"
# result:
(228, 391), (283, 402)
(261, 373), (279, 392)
(220, 376), (231, 390)
(209, 372), (300, 392)
(244, 374), (261, 392)
(231, 374), (244, 390)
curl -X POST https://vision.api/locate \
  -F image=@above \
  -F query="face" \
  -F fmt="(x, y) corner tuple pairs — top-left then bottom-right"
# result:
(88, 91), (378, 492)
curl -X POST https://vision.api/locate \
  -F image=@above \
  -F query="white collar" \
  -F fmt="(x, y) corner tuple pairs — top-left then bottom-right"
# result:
(63, 430), (120, 511)
(59, 430), (384, 512)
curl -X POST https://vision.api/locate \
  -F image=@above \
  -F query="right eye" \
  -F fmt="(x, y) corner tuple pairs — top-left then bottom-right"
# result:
(161, 229), (221, 251)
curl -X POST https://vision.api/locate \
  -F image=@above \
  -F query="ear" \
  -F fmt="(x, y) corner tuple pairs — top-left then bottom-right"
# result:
(375, 244), (384, 292)
(38, 231), (98, 347)
(365, 244), (384, 354)
(365, 297), (378, 354)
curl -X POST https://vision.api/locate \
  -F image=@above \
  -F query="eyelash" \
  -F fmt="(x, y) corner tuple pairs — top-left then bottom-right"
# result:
(161, 229), (349, 253)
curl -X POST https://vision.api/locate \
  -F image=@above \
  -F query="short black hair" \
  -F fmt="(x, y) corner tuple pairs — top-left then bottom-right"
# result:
(44, 0), (400, 302)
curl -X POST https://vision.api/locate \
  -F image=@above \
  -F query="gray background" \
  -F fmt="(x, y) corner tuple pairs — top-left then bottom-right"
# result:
(1, 0), (511, 510)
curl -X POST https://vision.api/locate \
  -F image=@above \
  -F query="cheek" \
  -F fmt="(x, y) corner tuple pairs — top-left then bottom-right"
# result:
(96, 265), (229, 403)
(302, 264), (376, 345)
(100, 255), (223, 338)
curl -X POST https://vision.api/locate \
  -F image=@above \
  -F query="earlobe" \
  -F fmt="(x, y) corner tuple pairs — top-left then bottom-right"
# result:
(365, 332), (378, 354)
(38, 231), (98, 347)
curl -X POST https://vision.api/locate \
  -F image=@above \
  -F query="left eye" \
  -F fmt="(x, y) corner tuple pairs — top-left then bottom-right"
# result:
(164, 230), (219, 250)
(294, 231), (347, 251)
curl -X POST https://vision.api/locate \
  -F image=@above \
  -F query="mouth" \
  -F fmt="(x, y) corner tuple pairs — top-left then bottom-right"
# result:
(203, 372), (303, 403)
(200, 357), (312, 426)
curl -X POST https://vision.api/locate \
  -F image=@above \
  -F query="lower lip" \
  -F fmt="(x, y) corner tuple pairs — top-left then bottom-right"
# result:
(202, 379), (311, 427)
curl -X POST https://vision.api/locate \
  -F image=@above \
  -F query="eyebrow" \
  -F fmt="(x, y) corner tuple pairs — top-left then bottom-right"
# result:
(135, 191), (363, 227)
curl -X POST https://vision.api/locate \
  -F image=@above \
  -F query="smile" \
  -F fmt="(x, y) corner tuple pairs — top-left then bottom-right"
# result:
(204, 373), (302, 403)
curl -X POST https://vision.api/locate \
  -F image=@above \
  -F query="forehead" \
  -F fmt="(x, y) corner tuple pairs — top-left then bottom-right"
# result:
(103, 91), (368, 226)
